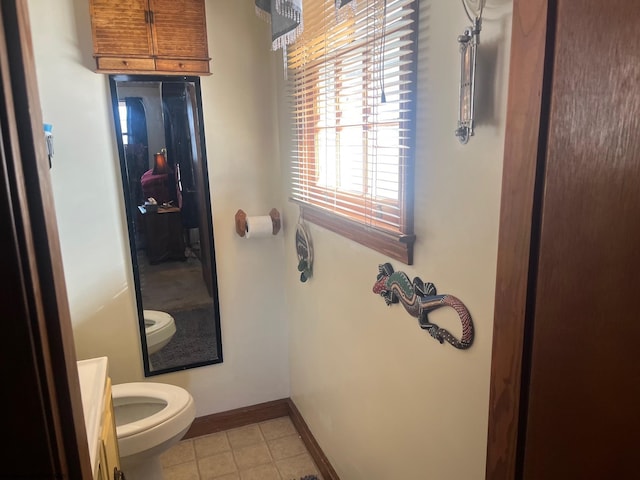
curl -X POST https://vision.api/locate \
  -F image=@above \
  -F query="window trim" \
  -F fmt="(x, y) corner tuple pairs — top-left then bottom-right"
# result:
(297, 201), (416, 264)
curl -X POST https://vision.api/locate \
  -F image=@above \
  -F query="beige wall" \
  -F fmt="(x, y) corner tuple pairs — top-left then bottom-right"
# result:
(28, 0), (289, 416)
(278, 1), (513, 479)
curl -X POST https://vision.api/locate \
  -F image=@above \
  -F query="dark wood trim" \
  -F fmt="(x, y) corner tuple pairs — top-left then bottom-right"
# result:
(301, 203), (414, 265)
(0, 2), (91, 478)
(287, 399), (340, 480)
(183, 398), (340, 479)
(485, 0), (550, 478)
(183, 399), (290, 439)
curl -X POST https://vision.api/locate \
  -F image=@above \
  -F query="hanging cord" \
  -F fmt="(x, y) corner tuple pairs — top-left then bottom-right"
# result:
(379, 0), (388, 103)
(461, 0), (485, 23)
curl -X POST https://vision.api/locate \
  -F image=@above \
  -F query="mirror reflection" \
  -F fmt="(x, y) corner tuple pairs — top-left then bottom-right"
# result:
(109, 75), (222, 376)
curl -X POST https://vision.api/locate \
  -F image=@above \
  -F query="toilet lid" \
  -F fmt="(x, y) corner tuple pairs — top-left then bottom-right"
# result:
(143, 310), (173, 323)
(112, 382), (193, 439)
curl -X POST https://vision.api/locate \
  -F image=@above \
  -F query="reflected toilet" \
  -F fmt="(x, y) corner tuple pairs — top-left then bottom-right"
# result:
(112, 382), (195, 480)
(144, 310), (176, 355)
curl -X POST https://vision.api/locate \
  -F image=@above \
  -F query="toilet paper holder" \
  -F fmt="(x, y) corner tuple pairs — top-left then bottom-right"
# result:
(235, 208), (281, 237)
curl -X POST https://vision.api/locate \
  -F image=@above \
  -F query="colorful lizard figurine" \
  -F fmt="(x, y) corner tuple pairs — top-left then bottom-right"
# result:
(372, 263), (474, 349)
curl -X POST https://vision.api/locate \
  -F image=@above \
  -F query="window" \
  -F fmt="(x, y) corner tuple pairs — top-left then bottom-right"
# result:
(288, 0), (419, 264)
(118, 100), (129, 145)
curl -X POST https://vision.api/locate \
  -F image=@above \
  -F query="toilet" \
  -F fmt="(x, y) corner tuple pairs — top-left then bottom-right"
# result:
(144, 310), (176, 355)
(112, 382), (196, 480)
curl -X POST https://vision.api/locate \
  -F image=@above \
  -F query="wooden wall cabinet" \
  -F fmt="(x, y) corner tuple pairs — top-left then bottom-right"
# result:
(89, 0), (211, 75)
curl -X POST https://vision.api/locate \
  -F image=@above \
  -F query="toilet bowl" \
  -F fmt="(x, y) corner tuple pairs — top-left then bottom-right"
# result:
(112, 382), (195, 480)
(144, 310), (176, 355)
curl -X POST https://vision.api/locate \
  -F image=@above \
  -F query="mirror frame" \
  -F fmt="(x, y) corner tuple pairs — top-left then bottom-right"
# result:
(108, 74), (223, 376)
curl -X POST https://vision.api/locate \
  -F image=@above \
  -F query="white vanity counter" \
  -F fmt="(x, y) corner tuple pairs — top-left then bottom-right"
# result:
(77, 356), (108, 478)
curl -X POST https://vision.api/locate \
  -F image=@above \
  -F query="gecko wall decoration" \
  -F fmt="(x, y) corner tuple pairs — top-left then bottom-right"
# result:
(372, 263), (474, 350)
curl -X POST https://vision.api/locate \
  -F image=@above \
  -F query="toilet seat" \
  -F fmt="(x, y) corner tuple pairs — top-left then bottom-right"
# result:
(111, 382), (196, 469)
(111, 382), (195, 441)
(143, 310), (176, 355)
(143, 310), (173, 335)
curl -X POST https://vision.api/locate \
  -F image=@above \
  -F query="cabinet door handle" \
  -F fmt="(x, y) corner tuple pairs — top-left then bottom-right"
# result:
(149, 10), (154, 24)
(144, 10), (149, 24)
(114, 467), (126, 480)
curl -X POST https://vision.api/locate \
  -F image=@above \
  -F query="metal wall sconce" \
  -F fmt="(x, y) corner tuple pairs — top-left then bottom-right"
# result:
(455, 17), (481, 144)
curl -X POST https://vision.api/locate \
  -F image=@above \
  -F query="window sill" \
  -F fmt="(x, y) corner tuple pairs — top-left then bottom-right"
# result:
(298, 204), (414, 265)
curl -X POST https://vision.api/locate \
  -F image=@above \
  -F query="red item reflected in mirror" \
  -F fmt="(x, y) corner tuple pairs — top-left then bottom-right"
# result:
(153, 152), (169, 174)
(141, 151), (173, 204)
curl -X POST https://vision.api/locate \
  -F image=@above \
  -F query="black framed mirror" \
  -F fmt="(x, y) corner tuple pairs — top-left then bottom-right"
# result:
(109, 75), (223, 376)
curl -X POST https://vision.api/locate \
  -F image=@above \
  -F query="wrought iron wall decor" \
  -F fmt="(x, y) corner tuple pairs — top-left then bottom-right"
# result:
(455, 0), (484, 144)
(372, 263), (474, 349)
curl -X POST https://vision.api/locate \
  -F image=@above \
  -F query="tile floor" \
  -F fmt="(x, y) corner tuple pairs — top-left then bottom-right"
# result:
(159, 416), (324, 480)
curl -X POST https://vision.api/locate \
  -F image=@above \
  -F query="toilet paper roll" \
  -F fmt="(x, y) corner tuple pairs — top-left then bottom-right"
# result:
(245, 215), (275, 238)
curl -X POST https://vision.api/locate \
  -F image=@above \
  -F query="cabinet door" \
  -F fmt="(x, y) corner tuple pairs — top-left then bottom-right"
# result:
(150, 0), (209, 59)
(100, 379), (121, 478)
(97, 446), (108, 480)
(90, 0), (153, 56)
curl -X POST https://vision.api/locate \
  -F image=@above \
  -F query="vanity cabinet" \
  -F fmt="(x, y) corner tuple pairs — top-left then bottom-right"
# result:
(97, 378), (123, 480)
(77, 358), (123, 480)
(89, 0), (211, 75)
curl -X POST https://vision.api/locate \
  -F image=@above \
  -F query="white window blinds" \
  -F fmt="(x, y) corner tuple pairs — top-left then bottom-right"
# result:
(288, 0), (418, 264)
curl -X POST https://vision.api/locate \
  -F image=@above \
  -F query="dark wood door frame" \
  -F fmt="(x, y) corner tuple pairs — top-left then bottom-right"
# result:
(0, 2), (91, 478)
(485, 0), (552, 478)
